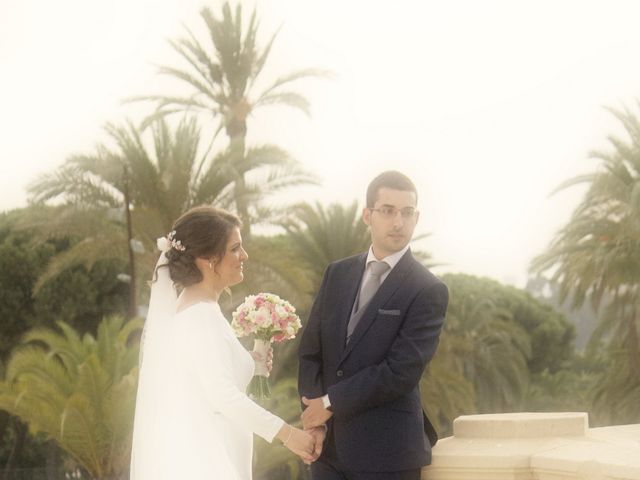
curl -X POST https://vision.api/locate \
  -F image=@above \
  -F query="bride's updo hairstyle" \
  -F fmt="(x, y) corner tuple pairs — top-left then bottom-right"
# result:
(164, 206), (242, 287)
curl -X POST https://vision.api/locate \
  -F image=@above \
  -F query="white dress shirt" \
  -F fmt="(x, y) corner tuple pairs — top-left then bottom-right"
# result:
(361, 244), (410, 291)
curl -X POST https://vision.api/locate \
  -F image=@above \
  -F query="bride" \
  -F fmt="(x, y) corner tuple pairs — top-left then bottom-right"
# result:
(130, 206), (317, 479)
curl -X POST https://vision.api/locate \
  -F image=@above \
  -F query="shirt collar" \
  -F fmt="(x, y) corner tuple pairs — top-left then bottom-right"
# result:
(365, 243), (410, 271)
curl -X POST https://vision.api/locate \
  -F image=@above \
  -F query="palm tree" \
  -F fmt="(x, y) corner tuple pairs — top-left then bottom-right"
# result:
(277, 201), (435, 294)
(439, 274), (532, 413)
(280, 201), (372, 296)
(219, 202), (372, 338)
(0, 316), (143, 480)
(531, 105), (640, 423)
(531, 105), (640, 308)
(523, 367), (599, 417)
(589, 297), (640, 424)
(420, 346), (476, 436)
(26, 117), (313, 305)
(130, 2), (327, 234)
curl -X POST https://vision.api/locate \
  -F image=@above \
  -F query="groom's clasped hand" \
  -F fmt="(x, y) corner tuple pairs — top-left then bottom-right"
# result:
(293, 396), (330, 465)
(278, 395), (330, 465)
(301, 396), (333, 429)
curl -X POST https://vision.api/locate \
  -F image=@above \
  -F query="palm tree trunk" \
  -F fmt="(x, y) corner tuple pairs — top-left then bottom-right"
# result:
(3, 417), (26, 480)
(0, 412), (9, 449)
(0, 413), (9, 478)
(228, 133), (251, 239)
(45, 440), (59, 480)
(123, 167), (137, 319)
(628, 308), (639, 376)
(234, 176), (251, 238)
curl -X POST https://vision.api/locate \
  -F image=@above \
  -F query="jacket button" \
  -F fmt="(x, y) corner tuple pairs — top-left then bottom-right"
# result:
(337, 370), (344, 377)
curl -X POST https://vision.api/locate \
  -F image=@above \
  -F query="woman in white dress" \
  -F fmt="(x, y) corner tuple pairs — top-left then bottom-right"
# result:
(130, 206), (316, 479)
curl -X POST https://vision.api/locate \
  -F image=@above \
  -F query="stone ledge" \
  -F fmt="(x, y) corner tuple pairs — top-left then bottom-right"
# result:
(425, 466), (533, 480)
(422, 413), (640, 480)
(453, 412), (588, 438)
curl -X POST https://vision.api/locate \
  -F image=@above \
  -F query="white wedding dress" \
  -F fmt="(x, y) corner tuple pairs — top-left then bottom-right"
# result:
(130, 301), (284, 479)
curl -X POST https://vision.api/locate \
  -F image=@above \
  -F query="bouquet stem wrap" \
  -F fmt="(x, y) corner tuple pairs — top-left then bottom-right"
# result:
(231, 293), (302, 401)
(249, 338), (271, 399)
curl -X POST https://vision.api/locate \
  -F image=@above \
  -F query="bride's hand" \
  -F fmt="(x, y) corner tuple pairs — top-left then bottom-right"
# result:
(277, 424), (316, 463)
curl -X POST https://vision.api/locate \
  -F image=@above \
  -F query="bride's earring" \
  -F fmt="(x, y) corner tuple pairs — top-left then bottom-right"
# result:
(208, 260), (213, 270)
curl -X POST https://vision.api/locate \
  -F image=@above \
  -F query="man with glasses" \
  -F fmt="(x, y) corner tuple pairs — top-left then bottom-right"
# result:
(298, 170), (449, 480)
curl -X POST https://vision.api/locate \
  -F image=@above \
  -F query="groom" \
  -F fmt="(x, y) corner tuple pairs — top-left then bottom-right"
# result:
(298, 170), (449, 480)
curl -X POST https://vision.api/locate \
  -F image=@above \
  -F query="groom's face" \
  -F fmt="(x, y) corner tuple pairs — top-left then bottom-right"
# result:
(363, 187), (419, 259)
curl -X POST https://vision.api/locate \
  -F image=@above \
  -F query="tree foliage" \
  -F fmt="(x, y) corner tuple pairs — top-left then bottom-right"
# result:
(531, 105), (640, 424)
(129, 1), (326, 231)
(0, 210), (128, 352)
(0, 316), (142, 480)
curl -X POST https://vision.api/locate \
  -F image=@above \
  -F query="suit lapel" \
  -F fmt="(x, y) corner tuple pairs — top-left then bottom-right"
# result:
(335, 254), (367, 358)
(339, 250), (416, 365)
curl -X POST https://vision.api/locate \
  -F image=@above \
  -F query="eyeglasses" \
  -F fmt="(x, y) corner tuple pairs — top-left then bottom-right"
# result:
(369, 206), (418, 219)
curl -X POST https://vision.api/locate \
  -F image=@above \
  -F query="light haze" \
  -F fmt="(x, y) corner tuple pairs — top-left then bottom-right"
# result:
(2, 0), (640, 286)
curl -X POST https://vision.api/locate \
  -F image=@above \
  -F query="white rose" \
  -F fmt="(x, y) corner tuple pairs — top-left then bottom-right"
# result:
(156, 236), (171, 252)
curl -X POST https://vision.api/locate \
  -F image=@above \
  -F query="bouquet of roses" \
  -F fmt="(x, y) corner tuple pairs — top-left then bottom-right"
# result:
(231, 293), (302, 399)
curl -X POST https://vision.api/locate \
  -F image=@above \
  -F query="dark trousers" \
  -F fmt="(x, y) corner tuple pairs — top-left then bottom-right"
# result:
(310, 432), (421, 480)
(310, 458), (421, 480)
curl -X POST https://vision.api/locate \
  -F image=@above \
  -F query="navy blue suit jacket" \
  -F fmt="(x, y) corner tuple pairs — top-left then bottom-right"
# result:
(298, 249), (448, 473)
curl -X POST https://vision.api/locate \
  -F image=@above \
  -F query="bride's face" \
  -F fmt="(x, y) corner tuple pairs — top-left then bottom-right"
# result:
(214, 227), (248, 288)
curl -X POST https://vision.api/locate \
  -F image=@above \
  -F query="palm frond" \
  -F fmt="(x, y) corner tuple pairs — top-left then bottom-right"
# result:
(0, 317), (141, 479)
(254, 91), (311, 116)
(257, 68), (332, 100)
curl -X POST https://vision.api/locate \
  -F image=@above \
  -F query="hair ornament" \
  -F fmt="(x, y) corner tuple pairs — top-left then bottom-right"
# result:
(156, 230), (186, 253)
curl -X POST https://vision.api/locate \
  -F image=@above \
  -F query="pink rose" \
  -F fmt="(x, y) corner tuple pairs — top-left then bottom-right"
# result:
(272, 332), (287, 343)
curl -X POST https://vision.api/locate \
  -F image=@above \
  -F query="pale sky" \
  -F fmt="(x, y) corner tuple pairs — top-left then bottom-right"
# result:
(2, 0), (640, 286)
